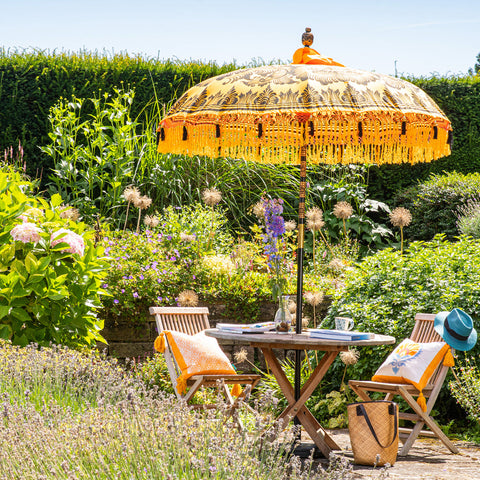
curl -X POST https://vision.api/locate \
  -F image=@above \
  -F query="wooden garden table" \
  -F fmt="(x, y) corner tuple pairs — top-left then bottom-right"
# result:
(206, 329), (395, 457)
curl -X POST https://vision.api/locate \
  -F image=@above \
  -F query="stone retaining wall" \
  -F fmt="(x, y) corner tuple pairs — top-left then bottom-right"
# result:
(100, 296), (333, 371)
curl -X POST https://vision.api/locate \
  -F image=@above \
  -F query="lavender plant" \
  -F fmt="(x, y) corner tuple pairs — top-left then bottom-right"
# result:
(0, 341), (354, 479)
(449, 355), (480, 425)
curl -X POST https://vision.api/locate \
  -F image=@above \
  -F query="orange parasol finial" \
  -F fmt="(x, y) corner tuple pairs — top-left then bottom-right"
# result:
(292, 27), (345, 67)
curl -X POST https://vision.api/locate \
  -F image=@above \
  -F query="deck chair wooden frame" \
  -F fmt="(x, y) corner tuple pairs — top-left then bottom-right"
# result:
(349, 313), (459, 456)
(149, 306), (261, 426)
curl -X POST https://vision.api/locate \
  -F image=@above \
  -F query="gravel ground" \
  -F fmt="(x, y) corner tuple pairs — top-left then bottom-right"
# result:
(311, 429), (480, 479)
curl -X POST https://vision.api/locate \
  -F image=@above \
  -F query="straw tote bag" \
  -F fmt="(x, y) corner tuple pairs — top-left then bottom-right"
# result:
(347, 401), (399, 466)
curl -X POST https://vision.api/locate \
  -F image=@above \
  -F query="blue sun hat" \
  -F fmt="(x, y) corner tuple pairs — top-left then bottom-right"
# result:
(434, 308), (477, 351)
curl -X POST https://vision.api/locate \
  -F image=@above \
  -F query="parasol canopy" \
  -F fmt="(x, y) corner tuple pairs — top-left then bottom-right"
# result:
(158, 65), (452, 166)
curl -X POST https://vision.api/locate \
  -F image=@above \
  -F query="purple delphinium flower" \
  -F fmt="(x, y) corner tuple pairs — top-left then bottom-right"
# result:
(262, 197), (287, 301)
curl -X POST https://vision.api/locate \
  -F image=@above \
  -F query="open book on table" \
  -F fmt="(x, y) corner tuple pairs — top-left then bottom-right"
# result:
(216, 321), (276, 333)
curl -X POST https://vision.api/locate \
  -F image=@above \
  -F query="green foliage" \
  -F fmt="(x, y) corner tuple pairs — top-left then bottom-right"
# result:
(449, 354), (480, 425)
(323, 235), (480, 386)
(101, 229), (197, 322)
(309, 164), (393, 254)
(457, 199), (480, 238)
(42, 89), (147, 224)
(141, 151), (305, 233)
(2, 49), (480, 207)
(101, 205), (272, 323)
(394, 171), (480, 241)
(158, 203), (234, 255)
(0, 48), (238, 182)
(0, 168), (109, 348)
(367, 74), (480, 200)
(132, 353), (174, 395)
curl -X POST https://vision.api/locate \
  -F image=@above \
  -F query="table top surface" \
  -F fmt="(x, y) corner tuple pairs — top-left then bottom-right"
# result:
(205, 329), (396, 349)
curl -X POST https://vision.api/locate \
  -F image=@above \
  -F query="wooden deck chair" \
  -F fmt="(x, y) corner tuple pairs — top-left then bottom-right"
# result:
(349, 313), (459, 456)
(149, 306), (261, 426)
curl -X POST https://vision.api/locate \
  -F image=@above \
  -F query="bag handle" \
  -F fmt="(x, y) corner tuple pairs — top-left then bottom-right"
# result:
(356, 402), (398, 449)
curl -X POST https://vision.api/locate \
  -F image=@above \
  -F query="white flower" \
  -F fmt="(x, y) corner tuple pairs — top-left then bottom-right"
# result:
(51, 229), (85, 256)
(11, 222), (42, 244)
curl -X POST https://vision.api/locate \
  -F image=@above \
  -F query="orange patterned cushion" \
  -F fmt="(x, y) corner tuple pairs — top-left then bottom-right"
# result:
(154, 330), (240, 396)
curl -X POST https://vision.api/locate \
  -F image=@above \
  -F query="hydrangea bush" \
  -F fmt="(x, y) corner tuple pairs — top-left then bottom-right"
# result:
(0, 168), (109, 348)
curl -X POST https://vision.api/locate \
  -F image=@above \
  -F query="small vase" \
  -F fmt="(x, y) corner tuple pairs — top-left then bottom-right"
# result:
(274, 295), (292, 334)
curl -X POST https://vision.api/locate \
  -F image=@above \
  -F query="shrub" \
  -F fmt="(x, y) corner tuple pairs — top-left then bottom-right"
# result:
(42, 89), (146, 224)
(457, 199), (480, 238)
(101, 229), (197, 322)
(394, 171), (480, 241)
(0, 167), (109, 348)
(323, 235), (480, 386)
(309, 164), (393, 255)
(157, 202), (234, 255)
(449, 355), (480, 425)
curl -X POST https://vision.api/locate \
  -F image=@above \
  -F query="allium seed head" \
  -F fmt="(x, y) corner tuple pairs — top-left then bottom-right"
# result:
(59, 206), (80, 221)
(135, 195), (152, 210)
(252, 201), (266, 220)
(333, 201), (353, 220)
(177, 290), (199, 307)
(304, 291), (324, 307)
(202, 188), (222, 207)
(180, 232), (196, 242)
(306, 207), (325, 231)
(234, 348), (248, 363)
(389, 207), (412, 228)
(284, 220), (297, 232)
(340, 348), (359, 366)
(123, 186), (140, 203)
(328, 258), (345, 272)
(144, 215), (159, 227)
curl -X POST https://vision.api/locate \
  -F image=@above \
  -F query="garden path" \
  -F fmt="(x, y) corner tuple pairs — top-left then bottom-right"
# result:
(312, 429), (480, 479)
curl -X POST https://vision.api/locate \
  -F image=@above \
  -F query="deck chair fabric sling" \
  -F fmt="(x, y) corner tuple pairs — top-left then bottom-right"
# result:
(349, 313), (459, 456)
(150, 306), (261, 419)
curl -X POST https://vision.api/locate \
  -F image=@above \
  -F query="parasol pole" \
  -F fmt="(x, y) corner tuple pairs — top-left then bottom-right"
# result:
(294, 144), (307, 403)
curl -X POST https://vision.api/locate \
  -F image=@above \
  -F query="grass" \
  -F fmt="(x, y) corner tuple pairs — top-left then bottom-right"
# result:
(0, 341), (361, 480)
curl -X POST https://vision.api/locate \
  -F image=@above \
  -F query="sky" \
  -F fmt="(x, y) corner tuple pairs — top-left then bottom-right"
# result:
(1, 0), (479, 78)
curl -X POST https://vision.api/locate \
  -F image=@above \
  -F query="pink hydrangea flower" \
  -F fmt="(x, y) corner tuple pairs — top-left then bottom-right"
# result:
(10, 222), (42, 243)
(51, 229), (85, 256)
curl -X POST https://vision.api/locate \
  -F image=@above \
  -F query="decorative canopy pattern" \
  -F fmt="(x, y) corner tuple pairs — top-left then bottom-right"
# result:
(158, 64), (451, 165)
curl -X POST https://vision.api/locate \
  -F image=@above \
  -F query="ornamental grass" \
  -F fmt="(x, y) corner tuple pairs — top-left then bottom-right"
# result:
(0, 341), (356, 480)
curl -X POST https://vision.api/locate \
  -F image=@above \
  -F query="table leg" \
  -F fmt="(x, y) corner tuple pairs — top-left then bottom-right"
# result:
(261, 347), (341, 456)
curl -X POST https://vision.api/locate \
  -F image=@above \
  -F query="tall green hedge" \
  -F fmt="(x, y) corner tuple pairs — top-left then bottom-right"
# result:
(1, 49), (479, 199)
(0, 49), (237, 179)
(368, 75), (480, 200)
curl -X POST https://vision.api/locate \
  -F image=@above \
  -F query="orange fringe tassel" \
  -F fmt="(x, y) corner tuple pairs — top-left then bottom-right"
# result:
(158, 114), (451, 165)
(443, 348), (455, 367)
